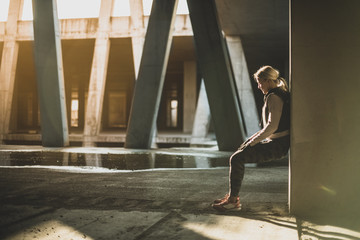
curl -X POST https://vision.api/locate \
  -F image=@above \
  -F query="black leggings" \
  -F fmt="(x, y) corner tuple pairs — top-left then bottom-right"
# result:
(229, 136), (290, 197)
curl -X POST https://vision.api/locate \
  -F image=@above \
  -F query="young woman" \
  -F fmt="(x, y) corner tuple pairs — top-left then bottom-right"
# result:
(212, 65), (290, 211)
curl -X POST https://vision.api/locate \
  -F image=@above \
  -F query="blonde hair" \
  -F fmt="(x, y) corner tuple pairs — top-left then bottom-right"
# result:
(253, 65), (289, 92)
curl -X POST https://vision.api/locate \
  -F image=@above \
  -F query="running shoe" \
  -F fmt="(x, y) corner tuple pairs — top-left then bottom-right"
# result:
(213, 193), (239, 204)
(212, 198), (241, 211)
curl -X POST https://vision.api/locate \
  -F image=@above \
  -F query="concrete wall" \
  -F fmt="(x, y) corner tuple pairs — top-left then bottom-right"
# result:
(290, 0), (360, 218)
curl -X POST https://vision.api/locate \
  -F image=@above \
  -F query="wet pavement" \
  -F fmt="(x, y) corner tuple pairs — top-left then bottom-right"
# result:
(0, 145), (359, 240)
(0, 150), (229, 170)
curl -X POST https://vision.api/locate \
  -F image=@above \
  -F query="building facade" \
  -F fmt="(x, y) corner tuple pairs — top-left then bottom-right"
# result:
(0, 0), (260, 148)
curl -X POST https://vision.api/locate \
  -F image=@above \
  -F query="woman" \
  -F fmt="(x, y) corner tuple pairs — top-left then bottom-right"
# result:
(212, 65), (290, 211)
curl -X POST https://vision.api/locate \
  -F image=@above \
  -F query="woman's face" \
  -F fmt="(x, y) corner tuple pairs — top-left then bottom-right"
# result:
(256, 78), (270, 94)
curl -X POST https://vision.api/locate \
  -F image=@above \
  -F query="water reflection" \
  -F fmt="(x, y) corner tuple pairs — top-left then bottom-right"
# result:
(0, 151), (229, 170)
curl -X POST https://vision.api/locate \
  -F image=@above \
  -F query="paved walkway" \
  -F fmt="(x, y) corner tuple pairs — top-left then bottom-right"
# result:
(0, 146), (359, 240)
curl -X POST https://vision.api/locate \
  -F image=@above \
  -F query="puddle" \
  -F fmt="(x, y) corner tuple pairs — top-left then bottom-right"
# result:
(0, 151), (229, 170)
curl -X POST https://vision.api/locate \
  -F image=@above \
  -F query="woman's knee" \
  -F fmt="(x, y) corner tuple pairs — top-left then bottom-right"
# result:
(230, 152), (245, 166)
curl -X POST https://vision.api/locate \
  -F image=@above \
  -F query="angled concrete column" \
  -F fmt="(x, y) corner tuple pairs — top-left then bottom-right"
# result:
(187, 0), (246, 151)
(32, 0), (69, 147)
(0, 0), (23, 143)
(183, 61), (197, 133)
(83, 0), (114, 147)
(125, 0), (179, 149)
(226, 36), (260, 136)
(129, 0), (158, 147)
(191, 80), (211, 145)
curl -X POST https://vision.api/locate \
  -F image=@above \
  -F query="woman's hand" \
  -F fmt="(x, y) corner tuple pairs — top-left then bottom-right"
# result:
(238, 139), (251, 150)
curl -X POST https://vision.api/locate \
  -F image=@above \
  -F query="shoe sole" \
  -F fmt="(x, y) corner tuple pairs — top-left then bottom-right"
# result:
(212, 204), (242, 212)
(213, 197), (240, 204)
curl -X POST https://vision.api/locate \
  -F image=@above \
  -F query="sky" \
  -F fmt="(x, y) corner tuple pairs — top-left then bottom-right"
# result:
(0, 0), (189, 22)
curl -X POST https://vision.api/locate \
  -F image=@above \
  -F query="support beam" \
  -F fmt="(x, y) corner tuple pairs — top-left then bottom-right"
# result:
(187, 0), (246, 151)
(83, 0), (114, 147)
(125, 0), (179, 149)
(0, 0), (23, 143)
(32, 0), (69, 147)
(226, 36), (260, 136)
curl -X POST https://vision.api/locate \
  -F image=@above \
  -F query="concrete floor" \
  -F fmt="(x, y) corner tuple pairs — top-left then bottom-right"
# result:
(0, 146), (359, 240)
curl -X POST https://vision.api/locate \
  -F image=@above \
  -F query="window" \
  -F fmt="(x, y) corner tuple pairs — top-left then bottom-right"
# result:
(71, 91), (79, 127)
(168, 99), (178, 128)
(165, 89), (179, 128)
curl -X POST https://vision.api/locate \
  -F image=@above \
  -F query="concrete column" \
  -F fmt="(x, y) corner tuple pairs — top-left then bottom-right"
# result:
(129, 0), (158, 147)
(125, 0), (179, 149)
(129, 0), (145, 78)
(290, 0), (360, 219)
(32, 0), (69, 147)
(83, 0), (114, 147)
(190, 80), (211, 145)
(183, 61), (197, 133)
(0, 0), (23, 143)
(187, 0), (246, 151)
(226, 36), (260, 136)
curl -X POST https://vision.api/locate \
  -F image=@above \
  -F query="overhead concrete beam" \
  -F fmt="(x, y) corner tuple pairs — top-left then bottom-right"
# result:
(187, 0), (246, 151)
(32, 0), (69, 147)
(125, 0), (179, 149)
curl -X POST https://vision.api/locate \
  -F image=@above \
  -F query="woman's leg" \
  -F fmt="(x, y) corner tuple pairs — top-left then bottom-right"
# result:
(229, 137), (290, 198)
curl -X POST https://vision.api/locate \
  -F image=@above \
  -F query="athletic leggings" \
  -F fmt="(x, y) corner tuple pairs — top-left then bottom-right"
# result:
(229, 135), (290, 197)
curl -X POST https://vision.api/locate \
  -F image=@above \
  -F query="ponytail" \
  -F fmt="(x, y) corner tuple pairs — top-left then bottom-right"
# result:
(277, 77), (289, 92)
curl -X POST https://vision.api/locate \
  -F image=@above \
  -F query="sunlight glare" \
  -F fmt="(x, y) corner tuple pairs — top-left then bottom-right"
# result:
(143, 0), (189, 16)
(183, 215), (298, 240)
(22, 0), (33, 20)
(21, 0), (102, 20)
(1, 0), (188, 21)
(0, 0), (10, 22)
(6, 219), (96, 240)
(57, 0), (101, 19)
(113, 0), (131, 16)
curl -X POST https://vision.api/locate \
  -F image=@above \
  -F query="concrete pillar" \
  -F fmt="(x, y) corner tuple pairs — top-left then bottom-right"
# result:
(0, 0), (23, 143)
(183, 61), (197, 133)
(125, 0), (179, 149)
(32, 0), (69, 147)
(190, 80), (211, 145)
(83, 0), (114, 147)
(187, 0), (246, 151)
(226, 36), (260, 136)
(290, 0), (360, 219)
(129, 0), (145, 78)
(129, 0), (158, 148)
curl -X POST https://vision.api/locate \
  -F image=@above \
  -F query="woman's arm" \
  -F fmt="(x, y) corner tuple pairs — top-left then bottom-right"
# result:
(247, 94), (283, 146)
